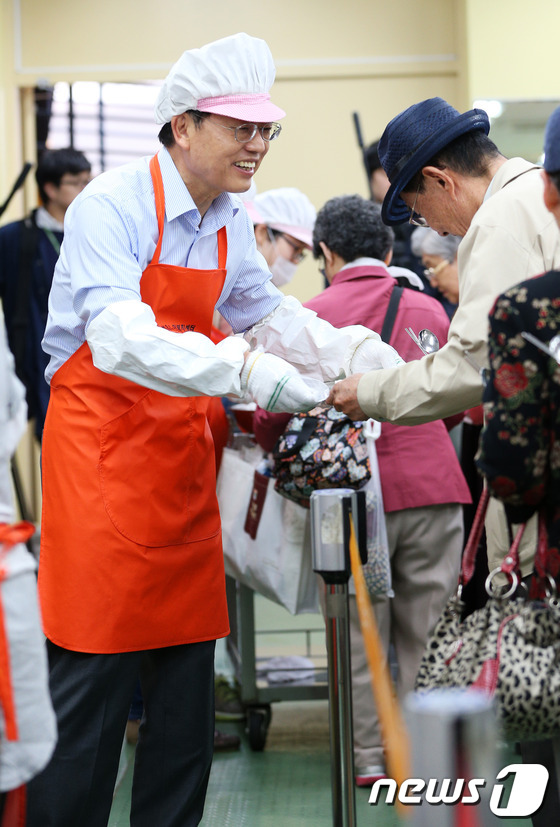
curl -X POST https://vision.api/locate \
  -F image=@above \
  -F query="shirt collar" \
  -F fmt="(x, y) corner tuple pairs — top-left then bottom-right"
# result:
(331, 257), (391, 285)
(158, 147), (239, 232)
(35, 206), (64, 233)
(339, 256), (387, 271)
(484, 157), (539, 202)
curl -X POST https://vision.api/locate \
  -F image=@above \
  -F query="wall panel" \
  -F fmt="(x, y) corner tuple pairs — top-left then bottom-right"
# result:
(8, 0), (465, 303)
(465, 0), (560, 101)
(15, 0), (458, 84)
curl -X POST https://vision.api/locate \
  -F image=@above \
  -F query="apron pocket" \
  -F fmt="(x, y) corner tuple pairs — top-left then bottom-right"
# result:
(99, 390), (219, 547)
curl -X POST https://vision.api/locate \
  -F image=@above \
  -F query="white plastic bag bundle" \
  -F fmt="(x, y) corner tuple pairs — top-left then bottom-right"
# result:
(216, 446), (319, 614)
(359, 420), (393, 600)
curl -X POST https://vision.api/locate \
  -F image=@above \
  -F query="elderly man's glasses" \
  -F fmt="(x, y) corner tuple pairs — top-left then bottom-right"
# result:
(213, 120), (282, 143)
(408, 180), (429, 227)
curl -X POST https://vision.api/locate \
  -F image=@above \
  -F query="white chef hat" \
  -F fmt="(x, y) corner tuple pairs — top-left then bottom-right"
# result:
(244, 187), (316, 248)
(154, 32), (286, 125)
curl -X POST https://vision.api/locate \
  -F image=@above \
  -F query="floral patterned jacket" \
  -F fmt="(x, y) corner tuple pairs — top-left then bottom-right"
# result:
(476, 270), (560, 571)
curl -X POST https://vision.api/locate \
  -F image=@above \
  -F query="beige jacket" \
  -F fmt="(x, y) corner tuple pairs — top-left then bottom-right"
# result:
(357, 158), (560, 573)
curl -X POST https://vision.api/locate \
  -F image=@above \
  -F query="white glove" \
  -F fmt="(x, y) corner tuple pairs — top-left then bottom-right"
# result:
(241, 350), (329, 413)
(349, 336), (404, 374)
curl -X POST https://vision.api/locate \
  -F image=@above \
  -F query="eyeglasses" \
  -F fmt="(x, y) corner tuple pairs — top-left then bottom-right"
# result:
(408, 180), (429, 227)
(212, 120), (282, 143)
(266, 228), (306, 263)
(279, 234), (306, 264)
(423, 259), (450, 280)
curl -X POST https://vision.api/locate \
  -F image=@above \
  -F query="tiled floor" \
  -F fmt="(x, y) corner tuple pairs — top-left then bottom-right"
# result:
(108, 592), (532, 827)
(109, 700), (404, 827)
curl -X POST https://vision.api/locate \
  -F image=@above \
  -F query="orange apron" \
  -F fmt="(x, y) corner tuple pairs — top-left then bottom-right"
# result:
(38, 155), (229, 653)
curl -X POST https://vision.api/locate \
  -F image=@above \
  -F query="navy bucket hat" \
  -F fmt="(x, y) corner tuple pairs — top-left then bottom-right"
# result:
(379, 97), (490, 225)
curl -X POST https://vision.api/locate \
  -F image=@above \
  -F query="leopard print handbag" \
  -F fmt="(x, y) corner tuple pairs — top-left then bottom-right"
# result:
(415, 489), (560, 741)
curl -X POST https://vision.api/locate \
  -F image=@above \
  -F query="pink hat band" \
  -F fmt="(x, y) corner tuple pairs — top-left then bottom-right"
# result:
(196, 93), (285, 122)
(268, 222), (313, 249)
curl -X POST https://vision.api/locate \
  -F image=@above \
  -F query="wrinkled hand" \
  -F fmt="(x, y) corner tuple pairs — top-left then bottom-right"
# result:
(350, 337), (404, 373)
(241, 350), (329, 413)
(325, 375), (367, 421)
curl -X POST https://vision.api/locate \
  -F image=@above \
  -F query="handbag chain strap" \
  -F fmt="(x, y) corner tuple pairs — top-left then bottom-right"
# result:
(458, 488), (490, 591)
(534, 512), (551, 580)
(531, 512), (557, 600)
(459, 489), (554, 602)
(458, 488), (526, 601)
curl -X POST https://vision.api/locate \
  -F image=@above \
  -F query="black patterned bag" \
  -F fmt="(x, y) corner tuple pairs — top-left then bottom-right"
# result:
(415, 489), (560, 741)
(271, 407), (371, 509)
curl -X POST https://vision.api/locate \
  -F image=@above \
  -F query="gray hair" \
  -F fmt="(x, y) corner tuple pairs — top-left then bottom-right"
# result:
(411, 227), (461, 261)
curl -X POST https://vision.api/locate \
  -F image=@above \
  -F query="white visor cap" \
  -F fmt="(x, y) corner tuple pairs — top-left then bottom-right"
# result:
(245, 188), (316, 248)
(154, 32), (286, 125)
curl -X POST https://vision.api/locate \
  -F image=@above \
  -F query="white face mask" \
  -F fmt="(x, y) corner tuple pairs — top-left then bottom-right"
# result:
(270, 256), (298, 287)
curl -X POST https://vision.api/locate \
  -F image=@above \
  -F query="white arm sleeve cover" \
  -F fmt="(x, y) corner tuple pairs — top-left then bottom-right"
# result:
(86, 300), (250, 397)
(242, 294), (380, 384)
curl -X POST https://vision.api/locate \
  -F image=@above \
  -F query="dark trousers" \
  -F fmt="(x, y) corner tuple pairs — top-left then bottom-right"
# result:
(26, 638), (216, 827)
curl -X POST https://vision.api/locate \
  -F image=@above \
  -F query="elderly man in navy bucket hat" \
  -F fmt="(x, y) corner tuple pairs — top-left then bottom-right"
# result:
(378, 97), (491, 225)
(327, 95), (560, 822)
(329, 97), (560, 424)
(327, 94), (560, 664)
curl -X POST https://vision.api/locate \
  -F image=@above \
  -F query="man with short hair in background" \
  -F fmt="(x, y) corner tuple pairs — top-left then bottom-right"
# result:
(0, 147), (91, 439)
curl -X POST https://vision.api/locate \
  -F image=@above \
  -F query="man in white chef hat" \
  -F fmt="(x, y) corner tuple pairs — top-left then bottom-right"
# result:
(27, 32), (401, 827)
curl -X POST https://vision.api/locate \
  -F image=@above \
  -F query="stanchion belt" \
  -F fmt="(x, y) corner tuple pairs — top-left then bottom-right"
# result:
(348, 520), (410, 803)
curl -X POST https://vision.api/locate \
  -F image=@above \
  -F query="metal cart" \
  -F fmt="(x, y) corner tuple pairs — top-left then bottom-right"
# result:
(225, 575), (329, 751)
